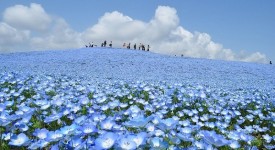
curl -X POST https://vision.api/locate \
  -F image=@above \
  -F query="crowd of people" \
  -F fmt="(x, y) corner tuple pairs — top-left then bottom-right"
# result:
(85, 41), (150, 51)
(123, 43), (150, 51)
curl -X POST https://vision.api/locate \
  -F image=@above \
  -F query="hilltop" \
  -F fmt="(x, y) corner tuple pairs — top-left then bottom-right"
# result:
(0, 48), (274, 90)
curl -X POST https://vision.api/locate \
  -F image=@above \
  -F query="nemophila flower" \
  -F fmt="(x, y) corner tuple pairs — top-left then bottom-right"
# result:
(2, 132), (13, 141)
(178, 133), (194, 142)
(194, 141), (205, 149)
(100, 118), (116, 130)
(81, 123), (97, 134)
(0, 103), (6, 111)
(149, 137), (168, 149)
(201, 130), (230, 147)
(117, 136), (137, 150)
(46, 130), (63, 142)
(229, 140), (240, 149)
(51, 99), (64, 106)
(154, 129), (165, 137)
(28, 140), (49, 149)
(74, 115), (87, 125)
(71, 105), (81, 113)
(146, 123), (155, 133)
(96, 96), (107, 103)
(4, 100), (14, 107)
(33, 128), (49, 139)
(16, 123), (29, 132)
(44, 112), (63, 123)
(67, 136), (84, 148)
(264, 144), (275, 150)
(157, 118), (178, 130)
(124, 115), (153, 128)
(108, 100), (120, 109)
(180, 127), (192, 134)
(60, 123), (79, 135)
(131, 132), (147, 147)
(263, 134), (272, 143)
(9, 133), (29, 146)
(95, 132), (117, 149)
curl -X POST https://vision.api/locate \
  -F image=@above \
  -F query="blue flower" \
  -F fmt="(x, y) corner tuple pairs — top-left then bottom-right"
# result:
(201, 130), (230, 147)
(74, 116), (87, 125)
(229, 140), (240, 149)
(9, 133), (29, 146)
(67, 135), (84, 148)
(33, 128), (49, 139)
(132, 132), (147, 147)
(81, 123), (97, 134)
(59, 123), (79, 135)
(100, 118), (116, 130)
(117, 136), (137, 150)
(149, 137), (168, 149)
(124, 115), (153, 128)
(95, 132), (117, 149)
(28, 140), (49, 149)
(46, 130), (63, 142)
(0, 103), (6, 111)
(262, 134), (272, 143)
(44, 113), (63, 123)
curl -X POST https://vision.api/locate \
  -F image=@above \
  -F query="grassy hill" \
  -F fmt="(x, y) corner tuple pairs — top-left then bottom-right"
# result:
(0, 48), (275, 149)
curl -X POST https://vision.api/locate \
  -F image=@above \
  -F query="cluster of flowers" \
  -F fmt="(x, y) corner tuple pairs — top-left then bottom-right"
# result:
(0, 72), (275, 149)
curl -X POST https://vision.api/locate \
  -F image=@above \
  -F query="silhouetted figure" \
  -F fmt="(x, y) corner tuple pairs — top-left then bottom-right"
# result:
(138, 43), (141, 50)
(270, 61), (272, 65)
(101, 43), (104, 47)
(134, 43), (136, 50)
(103, 40), (107, 47)
(85, 45), (88, 48)
(181, 54), (184, 57)
(109, 41), (112, 47)
(89, 43), (93, 47)
(127, 43), (131, 49)
(142, 44), (145, 51)
(147, 45), (150, 51)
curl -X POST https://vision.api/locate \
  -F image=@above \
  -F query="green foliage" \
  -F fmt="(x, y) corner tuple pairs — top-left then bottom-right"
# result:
(251, 137), (263, 148)
(88, 92), (94, 100)
(46, 90), (56, 97)
(22, 87), (36, 99)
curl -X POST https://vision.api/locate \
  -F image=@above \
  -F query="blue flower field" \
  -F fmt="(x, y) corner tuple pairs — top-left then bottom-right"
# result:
(0, 48), (275, 149)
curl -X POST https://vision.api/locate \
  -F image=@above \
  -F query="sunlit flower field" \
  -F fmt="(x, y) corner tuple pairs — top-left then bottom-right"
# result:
(0, 48), (275, 149)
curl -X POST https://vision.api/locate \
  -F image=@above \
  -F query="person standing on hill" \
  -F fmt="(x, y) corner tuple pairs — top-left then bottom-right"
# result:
(147, 45), (150, 51)
(134, 43), (136, 50)
(103, 40), (107, 47)
(270, 61), (272, 65)
(109, 41), (112, 48)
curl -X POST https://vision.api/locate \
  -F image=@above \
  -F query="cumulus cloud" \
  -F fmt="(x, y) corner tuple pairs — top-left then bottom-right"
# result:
(3, 3), (51, 31)
(0, 22), (30, 52)
(30, 18), (82, 50)
(0, 3), (268, 63)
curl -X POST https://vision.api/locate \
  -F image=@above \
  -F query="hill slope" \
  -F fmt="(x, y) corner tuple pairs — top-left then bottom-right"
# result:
(0, 48), (274, 90)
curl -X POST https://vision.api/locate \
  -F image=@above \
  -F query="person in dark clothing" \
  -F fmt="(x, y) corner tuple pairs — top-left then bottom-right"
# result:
(104, 40), (107, 47)
(109, 41), (112, 47)
(127, 43), (131, 49)
(270, 61), (272, 65)
(134, 43), (136, 50)
(142, 44), (145, 51)
(147, 45), (150, 51)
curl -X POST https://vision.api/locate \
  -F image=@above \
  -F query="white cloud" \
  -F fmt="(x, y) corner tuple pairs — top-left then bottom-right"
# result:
(30, 18), (82, 50)
(0, 22), (30, 52)
(0, 3), (268, 63)
(3, 3), (51, 31)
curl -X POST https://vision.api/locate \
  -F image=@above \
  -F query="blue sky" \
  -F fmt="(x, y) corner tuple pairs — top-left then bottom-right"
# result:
(0, 0), (274, 63)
